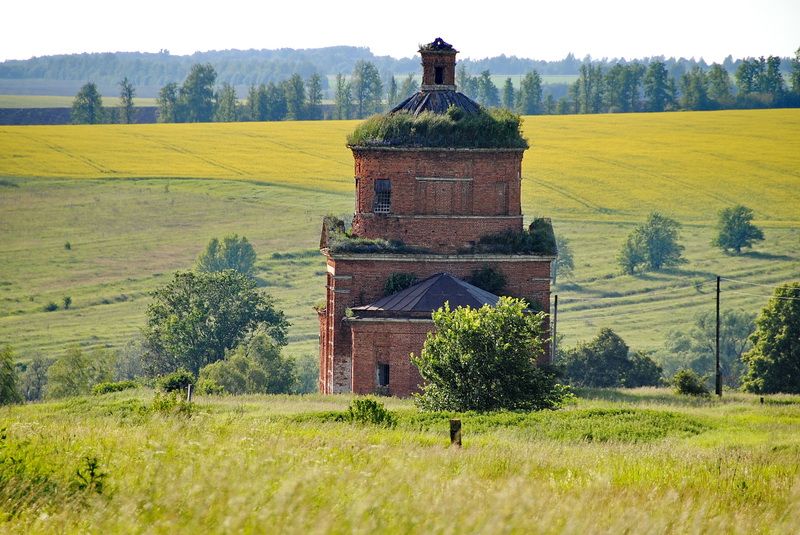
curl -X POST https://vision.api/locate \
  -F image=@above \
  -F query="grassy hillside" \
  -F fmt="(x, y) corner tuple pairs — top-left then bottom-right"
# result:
(1, 389), (799, 532)
(0, 109), (798, 363)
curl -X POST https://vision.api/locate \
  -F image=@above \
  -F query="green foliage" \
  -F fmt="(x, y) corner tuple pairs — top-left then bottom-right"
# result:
(196, 377), (225, 395)
(561, 328), (662, 388)
(469, 218), (557, 256)
(339, 397), (397, 427)
(180, 63), (217, 122)
(517, 71), (543, 114)
(618, 212), (684, 274)
(214, 82), (238, 122)
(118, 77), (135, 124)
(383, 273), (418, 296)
(156, 368), (195, 393)
(0, 346), (22, 405)
(92, 380), (138, 395)
(71, 456), (106, 495)
(467, 266), (507, 294)
(151, 391), (194, 417)
(62, 295), (72, 310)
(156, 82), (179, 123)
(347, 107), (528, 149)
(741, 282), (800, 394)
(672, 368), (710, 397)
(198, 333), (294, 395)
(143, 270), (288, 375)
(71, 82), (104, 124)
(326, 231), (424, 255)
(664, 309), (754, 386)
(413, 297), (568, 412)
(43, 301), (58, 312)
(292, 353), (319, 394)
(46, 346), (114, 399)
(18, 354), (51, 401)
(196, 234), (257, 276)
(552, 234), (574, 284)
(712, 205), (764, 254)
(351, 60), (383, 119)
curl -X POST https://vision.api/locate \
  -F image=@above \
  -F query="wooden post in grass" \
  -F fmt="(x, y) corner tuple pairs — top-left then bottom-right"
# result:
(187, 384), (193, 403)
(450, 419), (462, 447)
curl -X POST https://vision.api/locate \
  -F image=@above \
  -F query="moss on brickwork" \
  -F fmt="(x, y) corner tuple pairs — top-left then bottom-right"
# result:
(347, 106), (528, 149)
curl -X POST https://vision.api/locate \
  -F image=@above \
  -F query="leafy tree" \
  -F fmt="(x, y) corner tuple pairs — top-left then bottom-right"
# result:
(673, 368), (710, 396)
(712, 205), (764, 254)
(792, 47), (800, 94)
(306, 73), (323, 119)
(118, 77), (135, 124)
(265, 82), (287, 121)
(680, 67), (710, 110)
(156, 82), (180, 123)
(561, 328), (662, 388)
(398, 73), (419, 100)
(247, 84), (268, 121)
(198, 332), (294, 394)
(706, 64), (733, 107)
(476, 70), (499, 107)
(763, 56), (785, 97)
(18, 354), (52, 401)
(283, 73), (306, 120)
(71, 82), (104, 124)
(196, 234), (257, 276)
(46, 346), (114, 399)
(618, 212), (684, 273)
(576, 63), (604, 114)
(351, 61), (383, 118)
(741, 282), (800, 394)
(412, 297), (567, 412)
(644, 61), (672, 112)
(180, 63), (217, 122)
(214, 82), (238, 122)
(604, 63), (643, 112)
(383, 273), (418, 296)
(502, 77), (515, 110)
(293, 353), (319, 393)
(516, 71), (542, 114)
(386, 75), (399, 109)
(467, 266), (506, 295)
(1, 346), (22, 405)
(457, 66), (478, 100)
(664, 309), (755, 387)
(735, 58), (762, 96)
(552, 234), (574, 284)
(334, 73), (352, 120)
(143, 270), (288, 375)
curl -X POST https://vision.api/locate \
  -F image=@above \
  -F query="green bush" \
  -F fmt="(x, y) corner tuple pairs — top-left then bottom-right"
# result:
(384, 273), (418, 296)
(156, 368), (195, 393)
(467, 266), (507, 294)
(43, 302), (59, 312)
(347, 107), (528, 149)
(196, 378), (225, 395)
(672, 369), (710, 397)
(92, 380), (138, 395)
(339, 397), (396, 427)
(151, 391), (193, 417)
(468, 219), (557, 256)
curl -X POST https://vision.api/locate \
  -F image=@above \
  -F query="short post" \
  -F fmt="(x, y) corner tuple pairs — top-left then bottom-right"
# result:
(186, 383), (193, 403)
(450, 419), (462, 447)
(760, 396), (764, 405)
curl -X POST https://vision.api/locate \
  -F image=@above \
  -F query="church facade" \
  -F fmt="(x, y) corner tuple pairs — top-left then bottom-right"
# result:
(318, 38), (555, 396)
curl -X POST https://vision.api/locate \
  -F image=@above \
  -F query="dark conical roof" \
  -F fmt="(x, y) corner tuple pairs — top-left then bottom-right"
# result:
(351, 273), (500, 319)
(391, 90), (481, 116)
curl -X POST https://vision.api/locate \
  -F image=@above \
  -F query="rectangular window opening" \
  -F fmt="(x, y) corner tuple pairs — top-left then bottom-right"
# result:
(376, 363), (390, 388)
(373, 179), (391, 214)
(435, 66), (444, 85)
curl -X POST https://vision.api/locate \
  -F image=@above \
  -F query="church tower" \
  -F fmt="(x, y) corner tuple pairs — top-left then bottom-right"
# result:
(318, 38), (555, 395)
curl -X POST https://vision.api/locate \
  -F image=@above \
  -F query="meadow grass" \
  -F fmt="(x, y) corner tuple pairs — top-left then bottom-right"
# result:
(0, 95), (158, 109)
(1, 389), (798, 533)
(0, 109), (798, 360)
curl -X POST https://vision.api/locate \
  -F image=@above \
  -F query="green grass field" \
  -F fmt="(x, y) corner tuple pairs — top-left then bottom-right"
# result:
(1, 389), (798, 532)
(0, 95), (158, 108)
(0, 109), (798, 364)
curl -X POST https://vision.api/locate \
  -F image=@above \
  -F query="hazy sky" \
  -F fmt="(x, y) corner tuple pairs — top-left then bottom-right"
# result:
(2, 0), (798, 63)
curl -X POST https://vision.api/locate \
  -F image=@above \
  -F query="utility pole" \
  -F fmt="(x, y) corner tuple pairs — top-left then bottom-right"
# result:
(716, 275), (722, 397)
(552, 294), (558, 361)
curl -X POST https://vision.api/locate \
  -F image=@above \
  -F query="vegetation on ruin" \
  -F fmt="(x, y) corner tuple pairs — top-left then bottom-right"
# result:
(467, 218), (557, 256)
(346, 106), (528, 149)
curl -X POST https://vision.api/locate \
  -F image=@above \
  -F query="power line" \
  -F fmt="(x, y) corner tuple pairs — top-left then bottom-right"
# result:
(722, 288), (800, 301)
(719, 276), (791, 288)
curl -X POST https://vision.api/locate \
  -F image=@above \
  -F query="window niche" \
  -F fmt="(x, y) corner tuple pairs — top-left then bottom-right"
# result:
(373, 179), (392, 214)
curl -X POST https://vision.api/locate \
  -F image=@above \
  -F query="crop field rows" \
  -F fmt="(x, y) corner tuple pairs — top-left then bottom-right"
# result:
(0, 109), (798, 363)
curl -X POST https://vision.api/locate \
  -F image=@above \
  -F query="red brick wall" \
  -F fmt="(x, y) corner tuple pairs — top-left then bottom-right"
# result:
(351, 148), (524, 250)
(421, 50), (457, 87)
(349, 320), (429, 396)
(351, 215), (522, 254)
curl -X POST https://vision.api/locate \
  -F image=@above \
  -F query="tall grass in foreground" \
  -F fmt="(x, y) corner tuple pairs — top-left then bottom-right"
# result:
(1, 390), (799, 533)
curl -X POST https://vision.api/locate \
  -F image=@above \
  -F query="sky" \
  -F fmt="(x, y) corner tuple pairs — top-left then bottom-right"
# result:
(2, 0), (798, 63)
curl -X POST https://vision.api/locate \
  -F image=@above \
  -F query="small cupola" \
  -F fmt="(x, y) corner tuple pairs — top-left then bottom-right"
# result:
(419, 37), (457, 91)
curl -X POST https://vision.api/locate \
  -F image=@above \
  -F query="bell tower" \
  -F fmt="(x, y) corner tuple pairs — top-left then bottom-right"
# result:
(420, 37), (457, 91)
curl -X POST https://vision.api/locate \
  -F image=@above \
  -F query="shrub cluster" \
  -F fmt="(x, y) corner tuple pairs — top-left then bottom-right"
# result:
(92, 380), (138, 395)
(347, 107), (528, 149)
(672, 369), (710, 397)
(338, 397), (397, 427)
(384, 273), (418, 296)
(156, 369), (195, 393)
(468, 218), (557, 256)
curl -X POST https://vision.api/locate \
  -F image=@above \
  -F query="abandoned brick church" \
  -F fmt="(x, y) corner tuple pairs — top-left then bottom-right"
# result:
(318, 38), (556, 396)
